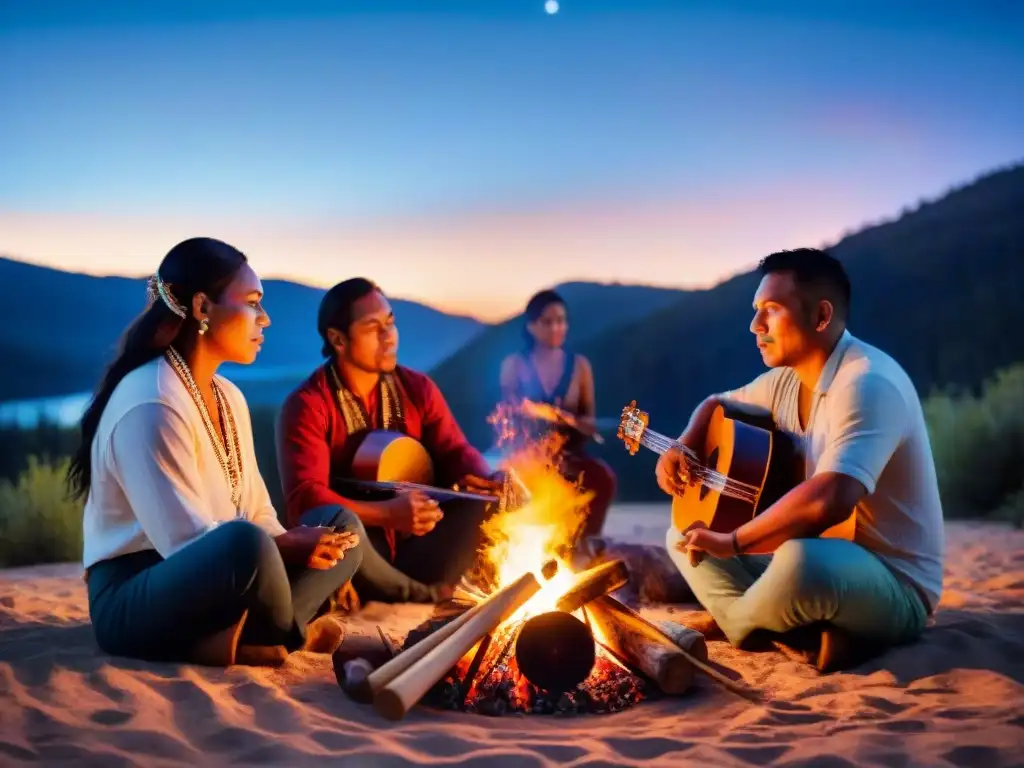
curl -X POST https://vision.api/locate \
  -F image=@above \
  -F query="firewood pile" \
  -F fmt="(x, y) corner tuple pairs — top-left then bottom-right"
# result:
(334, 558), (711, 720)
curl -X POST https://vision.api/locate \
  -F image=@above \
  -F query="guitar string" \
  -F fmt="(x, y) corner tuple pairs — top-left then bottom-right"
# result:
(642, 430), (760, 498)
(646, 436), (760, 502)
(636, 429), (762, 502)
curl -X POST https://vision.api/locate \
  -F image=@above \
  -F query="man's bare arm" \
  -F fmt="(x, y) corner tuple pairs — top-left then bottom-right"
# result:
(734, 471), (865, 554)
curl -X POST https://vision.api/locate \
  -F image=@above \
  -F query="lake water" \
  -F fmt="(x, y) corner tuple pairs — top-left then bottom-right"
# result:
(0, 389), (507, 472)
(0, 392), (92, 429)
(0, 363), (315, 429)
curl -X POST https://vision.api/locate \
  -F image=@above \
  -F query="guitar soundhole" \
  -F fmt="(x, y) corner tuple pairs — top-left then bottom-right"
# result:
(699, 446), (720, 501)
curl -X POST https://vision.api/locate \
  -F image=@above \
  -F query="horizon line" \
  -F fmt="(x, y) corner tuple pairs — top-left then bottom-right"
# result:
(2, 157), (1020, 322)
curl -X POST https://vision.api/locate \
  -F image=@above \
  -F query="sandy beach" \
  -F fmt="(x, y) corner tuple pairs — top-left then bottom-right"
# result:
(1, 507), (1021, 767)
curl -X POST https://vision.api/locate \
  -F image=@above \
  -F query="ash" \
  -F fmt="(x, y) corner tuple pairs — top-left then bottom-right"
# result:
(402, 609), (652, 717)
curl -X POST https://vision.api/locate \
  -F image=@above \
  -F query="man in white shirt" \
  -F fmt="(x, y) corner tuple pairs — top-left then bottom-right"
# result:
(658, 248), (944, 672)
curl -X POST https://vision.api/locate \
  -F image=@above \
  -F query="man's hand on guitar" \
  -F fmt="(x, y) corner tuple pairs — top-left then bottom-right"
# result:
(276, 526), (360, 570)
(675, 524), (735, 566)
(655, 445), (693, 498)
(384, 491), (444, 536)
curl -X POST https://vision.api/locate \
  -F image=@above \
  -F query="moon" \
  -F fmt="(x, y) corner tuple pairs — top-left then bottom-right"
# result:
(545, 0), (559, 14)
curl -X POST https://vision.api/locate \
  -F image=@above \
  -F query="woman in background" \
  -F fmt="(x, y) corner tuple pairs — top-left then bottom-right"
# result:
(499, 289), (617, 539)
(69, 237), (364, 667)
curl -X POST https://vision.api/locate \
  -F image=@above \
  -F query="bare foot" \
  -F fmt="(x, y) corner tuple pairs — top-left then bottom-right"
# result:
(304, 615), (346, 655)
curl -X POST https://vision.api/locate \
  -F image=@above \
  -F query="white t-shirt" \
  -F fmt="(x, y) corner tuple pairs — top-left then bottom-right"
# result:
(721, 330), (945, 612)
(82, 356), (286, 569)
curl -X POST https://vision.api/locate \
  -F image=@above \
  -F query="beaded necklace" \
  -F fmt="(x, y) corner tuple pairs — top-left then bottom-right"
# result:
(165, 346), (244, 510)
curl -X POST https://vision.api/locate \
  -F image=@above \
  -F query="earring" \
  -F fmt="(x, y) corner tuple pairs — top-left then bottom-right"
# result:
(199, 318), (209, 336)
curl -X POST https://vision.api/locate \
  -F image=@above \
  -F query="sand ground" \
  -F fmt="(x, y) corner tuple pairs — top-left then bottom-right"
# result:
(1, 506), (1021, 767)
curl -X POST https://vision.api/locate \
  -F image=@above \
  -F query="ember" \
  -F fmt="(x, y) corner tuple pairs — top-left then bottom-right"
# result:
(400, 606), (651, 716)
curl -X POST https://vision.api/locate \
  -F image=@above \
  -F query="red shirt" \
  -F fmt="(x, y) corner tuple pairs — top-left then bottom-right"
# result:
(275, 364), (493, 529)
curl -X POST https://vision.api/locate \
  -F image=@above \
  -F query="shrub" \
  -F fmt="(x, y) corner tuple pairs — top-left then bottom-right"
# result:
(0, 456), (83, 567)
(924, 363), (1024, 527)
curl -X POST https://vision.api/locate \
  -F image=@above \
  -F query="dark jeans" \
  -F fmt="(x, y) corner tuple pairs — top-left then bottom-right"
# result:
(86, 505), (364, 662)
(357, 498), (493, 602)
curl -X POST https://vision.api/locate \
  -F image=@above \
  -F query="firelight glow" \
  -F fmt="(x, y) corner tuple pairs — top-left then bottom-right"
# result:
(477, 434), (594, 622)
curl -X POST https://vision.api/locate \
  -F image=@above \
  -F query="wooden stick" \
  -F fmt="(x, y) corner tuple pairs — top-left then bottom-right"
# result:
(377, 626), (399, 658)
(354, 597), (488, 703)
(585, 595), (701, 695)
(589, 596), (762, 702)
(373, 572), (541, 720)
(458, 632), (493, 708)
(655, 620), (709, 664)
(554, 559), (629, 614)
(452, 584), (484, 606)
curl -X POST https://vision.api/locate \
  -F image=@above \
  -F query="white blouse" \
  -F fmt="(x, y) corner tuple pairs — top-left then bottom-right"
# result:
(82, 355), (286, 569)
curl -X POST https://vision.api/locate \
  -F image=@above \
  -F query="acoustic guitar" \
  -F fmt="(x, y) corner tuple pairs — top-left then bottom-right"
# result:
(616, 400), (855, 541)
(332, 429), (500, 505)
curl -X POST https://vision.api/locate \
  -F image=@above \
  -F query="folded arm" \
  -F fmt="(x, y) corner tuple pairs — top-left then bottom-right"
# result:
(230, 398), (287, 537)
(734, 373), (907, 554)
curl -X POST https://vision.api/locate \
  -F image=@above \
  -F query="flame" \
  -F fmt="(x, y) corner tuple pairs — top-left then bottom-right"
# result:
(476, 429), (595, 623)
(443, 409), (645, 710)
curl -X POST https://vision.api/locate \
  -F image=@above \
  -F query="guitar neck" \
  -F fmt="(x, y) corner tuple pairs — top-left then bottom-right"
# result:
(637, 427), (679, 457)
(634, 427), (703, 475)
(360, 480), (498, 504)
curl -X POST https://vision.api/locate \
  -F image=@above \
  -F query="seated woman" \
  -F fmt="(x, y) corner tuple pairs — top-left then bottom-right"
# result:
(69, 237), (366, 667)
(498, 289), (617, 539)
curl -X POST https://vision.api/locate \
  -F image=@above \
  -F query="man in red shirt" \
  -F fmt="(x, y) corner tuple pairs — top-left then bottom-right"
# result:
(275, 278), (504, 603)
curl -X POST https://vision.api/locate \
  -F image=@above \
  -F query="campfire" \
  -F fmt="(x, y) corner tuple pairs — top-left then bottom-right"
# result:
(340, 421), (710, 720)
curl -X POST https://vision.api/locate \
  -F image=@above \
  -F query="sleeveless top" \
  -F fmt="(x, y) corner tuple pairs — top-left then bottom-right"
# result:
(518, 350), (580, 408)
(507, 350), (586, 452)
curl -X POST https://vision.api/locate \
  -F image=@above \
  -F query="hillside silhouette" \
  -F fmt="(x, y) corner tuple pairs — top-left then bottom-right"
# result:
(430, 162), (1024, 501)
(0, 259), (486, 404)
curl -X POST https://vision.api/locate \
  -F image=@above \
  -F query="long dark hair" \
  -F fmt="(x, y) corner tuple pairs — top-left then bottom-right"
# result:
(67, 237), (248, 501)
(521, 289), (566, 349)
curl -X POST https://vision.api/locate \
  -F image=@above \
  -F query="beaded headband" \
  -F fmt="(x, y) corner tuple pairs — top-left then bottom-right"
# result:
(146, 273), (187, 319)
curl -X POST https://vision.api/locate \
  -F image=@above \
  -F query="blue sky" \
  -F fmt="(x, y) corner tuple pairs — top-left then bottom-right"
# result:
(1, 0), (1022, 318)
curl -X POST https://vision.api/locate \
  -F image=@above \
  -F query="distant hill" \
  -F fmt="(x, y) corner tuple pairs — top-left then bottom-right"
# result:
(431, 162), (1024, 501)
(0, 258), (486, 404)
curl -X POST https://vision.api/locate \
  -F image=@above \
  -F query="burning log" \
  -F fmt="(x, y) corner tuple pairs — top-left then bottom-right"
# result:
(656, 620), (710, 662)
(514, 611), (595, 693)
(346, 601), (483, 703)
(554, 559), (629, 614)
(585, 595), (707, 695)
(373, 571), (541, 720)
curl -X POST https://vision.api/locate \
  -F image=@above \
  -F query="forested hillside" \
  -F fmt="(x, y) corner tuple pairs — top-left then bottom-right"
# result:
(431, 163), (1024, 500)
